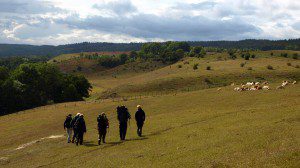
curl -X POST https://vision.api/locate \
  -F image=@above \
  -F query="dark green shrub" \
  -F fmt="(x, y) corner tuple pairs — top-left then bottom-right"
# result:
(247, 67), (253, 70)
(178, 65), (182, 68)
(292, 53), (298, 59)
(240, 62), (245, 67)
(244, 53), (250, 60)
(206, 66), (211, 70)
(267, 65), (274, 70)
(281, 53), (288, 58)
(193, 63), (198, 70)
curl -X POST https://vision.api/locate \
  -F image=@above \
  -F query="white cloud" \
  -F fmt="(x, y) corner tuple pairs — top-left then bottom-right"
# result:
(0, 0), (299, 45)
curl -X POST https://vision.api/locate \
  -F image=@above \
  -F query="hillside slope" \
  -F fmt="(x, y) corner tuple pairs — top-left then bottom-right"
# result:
(0, 84), (299, 167)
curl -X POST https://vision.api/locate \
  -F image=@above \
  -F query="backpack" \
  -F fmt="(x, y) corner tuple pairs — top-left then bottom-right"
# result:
(73, 117), (81, 130)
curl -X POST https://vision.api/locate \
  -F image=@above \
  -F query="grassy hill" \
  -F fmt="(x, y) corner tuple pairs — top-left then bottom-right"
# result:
(0, 50), (299, 167)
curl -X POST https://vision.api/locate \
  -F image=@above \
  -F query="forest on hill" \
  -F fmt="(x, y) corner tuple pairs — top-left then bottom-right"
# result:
(0, 39), (299, 58)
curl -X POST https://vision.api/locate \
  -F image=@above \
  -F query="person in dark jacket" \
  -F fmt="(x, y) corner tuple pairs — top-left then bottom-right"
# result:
(64, 114), (73, 143)
(135, 105), (146, 137)
(97, 112), (109, 145)
(74, 114), (86, 146)
(70, 113), (81, 143)
(117, 106), (131, 141)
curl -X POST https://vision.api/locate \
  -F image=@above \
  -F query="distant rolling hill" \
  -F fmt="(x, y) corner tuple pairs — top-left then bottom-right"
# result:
(0, 39), (299, 57)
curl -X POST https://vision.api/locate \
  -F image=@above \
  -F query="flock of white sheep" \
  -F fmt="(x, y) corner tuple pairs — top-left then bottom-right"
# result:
(232, 80), (297, 92)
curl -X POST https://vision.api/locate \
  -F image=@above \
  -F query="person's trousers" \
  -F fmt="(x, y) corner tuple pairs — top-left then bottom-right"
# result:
(119, 123), (127, 140)
(137, 122), (144, 136)
(66, 128), (72, 142)
(76, 132), (84, 145)
(72, 129), (77, 143)
(98, 129), (107, 143)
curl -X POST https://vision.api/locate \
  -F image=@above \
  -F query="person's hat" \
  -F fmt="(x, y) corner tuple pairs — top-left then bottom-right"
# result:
(137, 105), (142, 108)
(101, 112), (105, 115)
(76, 113), (81, 116)
(80, 114), (84, 117)
(68, 114), (72, 116)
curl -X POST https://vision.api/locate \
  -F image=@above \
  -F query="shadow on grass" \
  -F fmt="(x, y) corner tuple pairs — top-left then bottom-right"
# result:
(126, 137), (148, 141)
(83, 136), (149, 147)
(83, 141), (98, 147)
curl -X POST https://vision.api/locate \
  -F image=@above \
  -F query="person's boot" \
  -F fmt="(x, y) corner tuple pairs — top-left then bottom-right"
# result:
(98, 139), (101, 145)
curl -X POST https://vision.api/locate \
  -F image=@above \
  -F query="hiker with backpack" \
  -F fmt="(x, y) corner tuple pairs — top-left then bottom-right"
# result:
(64, 114), (73, 143)
(117, 106), (131, 141)
(74, 114), (86, 145)
(70, 113), (80, 143)
(135, 105), (146, 137)
(97, 112), (109, 145)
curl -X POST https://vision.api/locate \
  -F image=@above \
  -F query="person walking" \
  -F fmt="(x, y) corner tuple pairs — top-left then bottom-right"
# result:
(135, 105), (146, 137)
(117, 106), (131, 141)
(74, 114), (86, 146)
(70, 113), (80, 143)
(97, 112), (109, 145)
(64, 114), (73, 143)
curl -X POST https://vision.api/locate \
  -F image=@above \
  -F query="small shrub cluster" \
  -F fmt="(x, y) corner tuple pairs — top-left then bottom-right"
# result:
(240, 62), (246, 67)
(281, 53), (288, 58)
(267, 65), (274, 70)
(292, 53), (298, 59)
(178, 65), (182, 68)
(206, 66), (211, 70)
(193, 63), (199, 70)
(287, 63), (292, 66)
(247, 67), (253, 70)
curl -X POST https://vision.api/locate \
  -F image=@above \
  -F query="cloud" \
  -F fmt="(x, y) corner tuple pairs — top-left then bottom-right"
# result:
(92, 0), (137, 16)
(56, 13), (260, 41)
(292, 22), (300, 31)
(0, 0), (299, 45)
(172, 1), (217, 10)
(0, 0), (63, 14)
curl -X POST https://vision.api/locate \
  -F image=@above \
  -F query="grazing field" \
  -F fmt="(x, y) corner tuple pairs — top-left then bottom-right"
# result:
(1, 50), (300, 167)
(0, 84), (299, 167)
(81, 50), (300, 98)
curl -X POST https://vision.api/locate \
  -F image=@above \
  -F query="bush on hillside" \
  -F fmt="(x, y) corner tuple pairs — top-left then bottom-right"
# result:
(206, 66), (211, 70)
(292, 53), (298, 59)
(244, 53), (250, 60)
(287, 63), (292, 66)
(247, 67), (253, 70)
(281, 53), (288, 58)
(178, 65), (182, 68)
(267, 65), (274, 70)
(240, 62), (246, 67)
(193, 63), (198, 70)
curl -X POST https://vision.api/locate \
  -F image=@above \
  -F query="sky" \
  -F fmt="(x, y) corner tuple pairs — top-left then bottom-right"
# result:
(0, 0), (299, 45)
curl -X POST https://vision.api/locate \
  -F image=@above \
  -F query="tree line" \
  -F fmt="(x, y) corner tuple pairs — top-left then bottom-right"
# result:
(1, 39), (299, 57)
(0, 63), (92, 115)
(81, 42), (206, 68)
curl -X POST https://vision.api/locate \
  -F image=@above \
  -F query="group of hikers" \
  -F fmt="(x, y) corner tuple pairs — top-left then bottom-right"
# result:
(63, 105), (146, 146)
